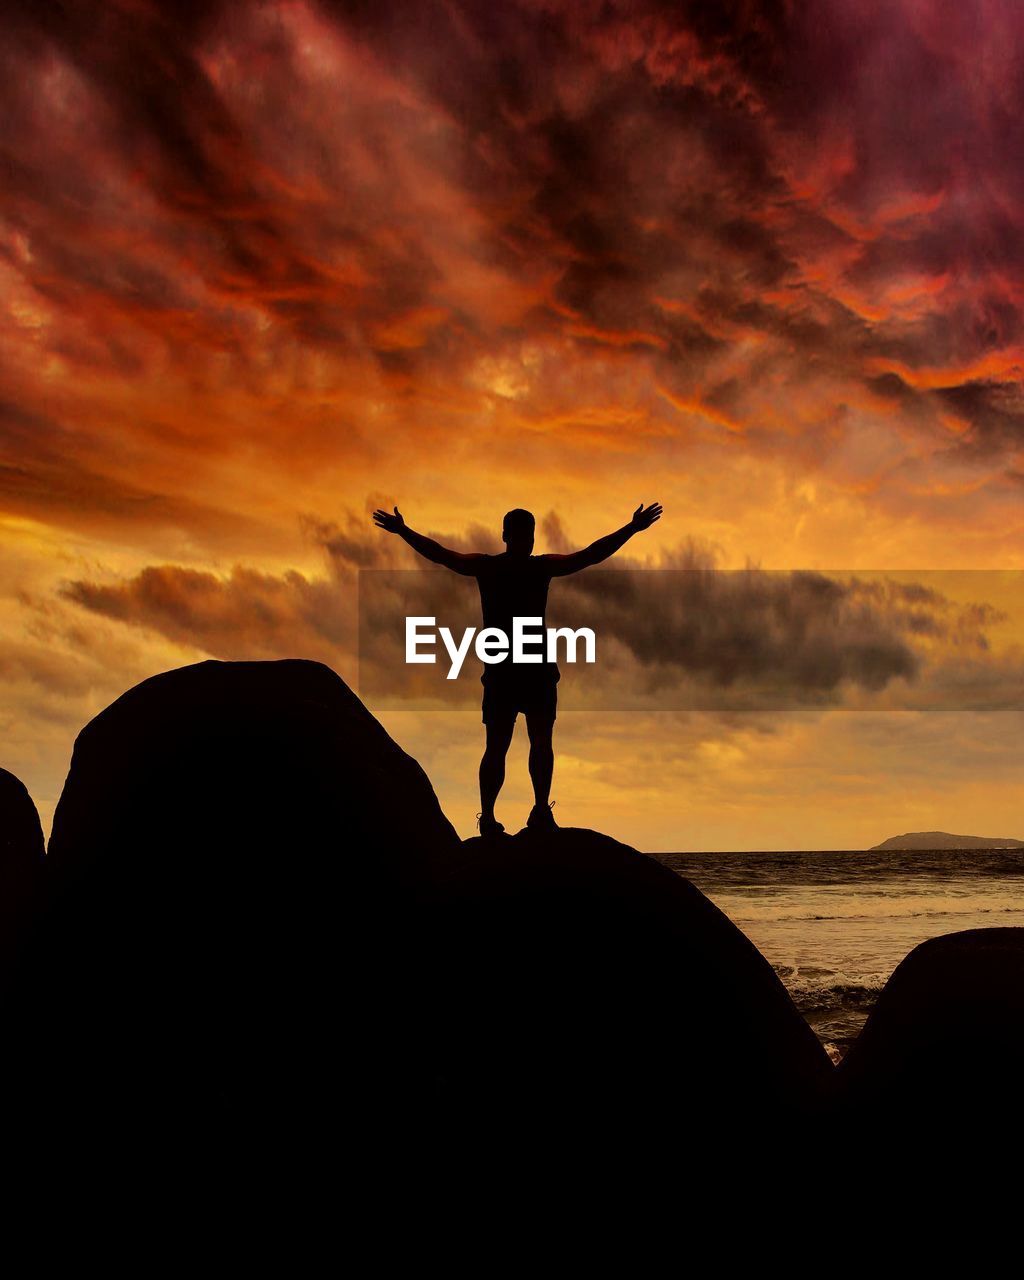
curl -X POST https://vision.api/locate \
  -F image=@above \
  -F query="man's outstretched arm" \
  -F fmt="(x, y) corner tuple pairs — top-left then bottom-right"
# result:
(372, 506), (486, 576)
(540, 502), (662, 577)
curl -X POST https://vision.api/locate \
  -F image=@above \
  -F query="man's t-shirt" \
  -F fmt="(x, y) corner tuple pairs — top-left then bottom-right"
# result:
(471, 554), (559, 686)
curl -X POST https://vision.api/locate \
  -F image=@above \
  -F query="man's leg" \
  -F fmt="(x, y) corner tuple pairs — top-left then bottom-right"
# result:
(525, 712), (554, 810)
(479, 711), (516, 825)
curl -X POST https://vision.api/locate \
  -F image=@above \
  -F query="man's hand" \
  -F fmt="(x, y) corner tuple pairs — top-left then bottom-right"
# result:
(370, 507), (484, 574)
(630, 502), (662, 532)
(373, 505), (406, 535)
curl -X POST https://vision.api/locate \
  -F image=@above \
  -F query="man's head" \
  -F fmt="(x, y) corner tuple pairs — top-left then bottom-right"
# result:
(502, 508), (535, 557)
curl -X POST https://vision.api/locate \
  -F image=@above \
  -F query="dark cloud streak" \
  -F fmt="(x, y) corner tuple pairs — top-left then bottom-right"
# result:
(59, 516), (1021, 710)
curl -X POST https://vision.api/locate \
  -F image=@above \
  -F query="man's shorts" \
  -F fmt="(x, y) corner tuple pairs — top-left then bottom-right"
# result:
(481, 668), (558, 725)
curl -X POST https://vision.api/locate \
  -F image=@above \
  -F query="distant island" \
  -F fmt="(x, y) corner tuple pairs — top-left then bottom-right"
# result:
(872, 831), (1024, 851)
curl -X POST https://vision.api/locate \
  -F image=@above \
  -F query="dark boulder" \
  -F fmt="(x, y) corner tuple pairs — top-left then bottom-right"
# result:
(0, 767), (44, 864)
(413, 826), (834, 1161)
(0, 767), (45, 989)
(836, 928), (1024, 1130)
(9, 659), (836, 1180)
(15, 659), (458, 1149)
(47, 657), (458, 883)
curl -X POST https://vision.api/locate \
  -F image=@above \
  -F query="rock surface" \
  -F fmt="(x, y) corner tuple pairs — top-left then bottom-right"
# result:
(0, 767), (45, 990)
(15, 659), (459, 1147)
(414, 825), (834, 1154)
(12, 657), (1020, 1172)
(47, 657), (459, 882)
(836, 927), (1024, 1129)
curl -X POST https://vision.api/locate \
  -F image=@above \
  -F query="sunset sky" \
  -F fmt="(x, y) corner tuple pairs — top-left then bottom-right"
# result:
(2, 0), (1022, 848)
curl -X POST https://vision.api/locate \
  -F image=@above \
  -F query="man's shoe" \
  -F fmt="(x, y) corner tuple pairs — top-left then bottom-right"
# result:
(477, 813), (506, 838)
(526, 800), (558, 832)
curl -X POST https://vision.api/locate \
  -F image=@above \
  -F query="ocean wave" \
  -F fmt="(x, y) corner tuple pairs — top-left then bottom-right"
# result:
(775, 971), (887, 1048)
(793, 991), (879, 1064)
(784, 979), (884, 1009)
(725, 902), (1024, 924)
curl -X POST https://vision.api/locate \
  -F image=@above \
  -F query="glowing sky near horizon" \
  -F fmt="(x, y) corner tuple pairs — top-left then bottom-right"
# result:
(1, 0), (1022, 847)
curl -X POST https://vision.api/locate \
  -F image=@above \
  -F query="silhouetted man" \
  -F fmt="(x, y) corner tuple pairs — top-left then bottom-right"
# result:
(372, 502), (662, 835)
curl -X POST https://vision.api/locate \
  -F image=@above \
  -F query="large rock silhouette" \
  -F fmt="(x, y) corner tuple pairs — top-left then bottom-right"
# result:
(414, 826), (834, 1157)
(9, 656), (1024, 1185)
(836, 927), (1024, 1131)
(47, 657), (457, 881)
(12, 658), (834, 1167)
(17, 659), (458, 1148)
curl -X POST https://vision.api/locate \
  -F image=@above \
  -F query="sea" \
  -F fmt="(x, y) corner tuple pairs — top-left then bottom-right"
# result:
(651, 847), (1024, 1062)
